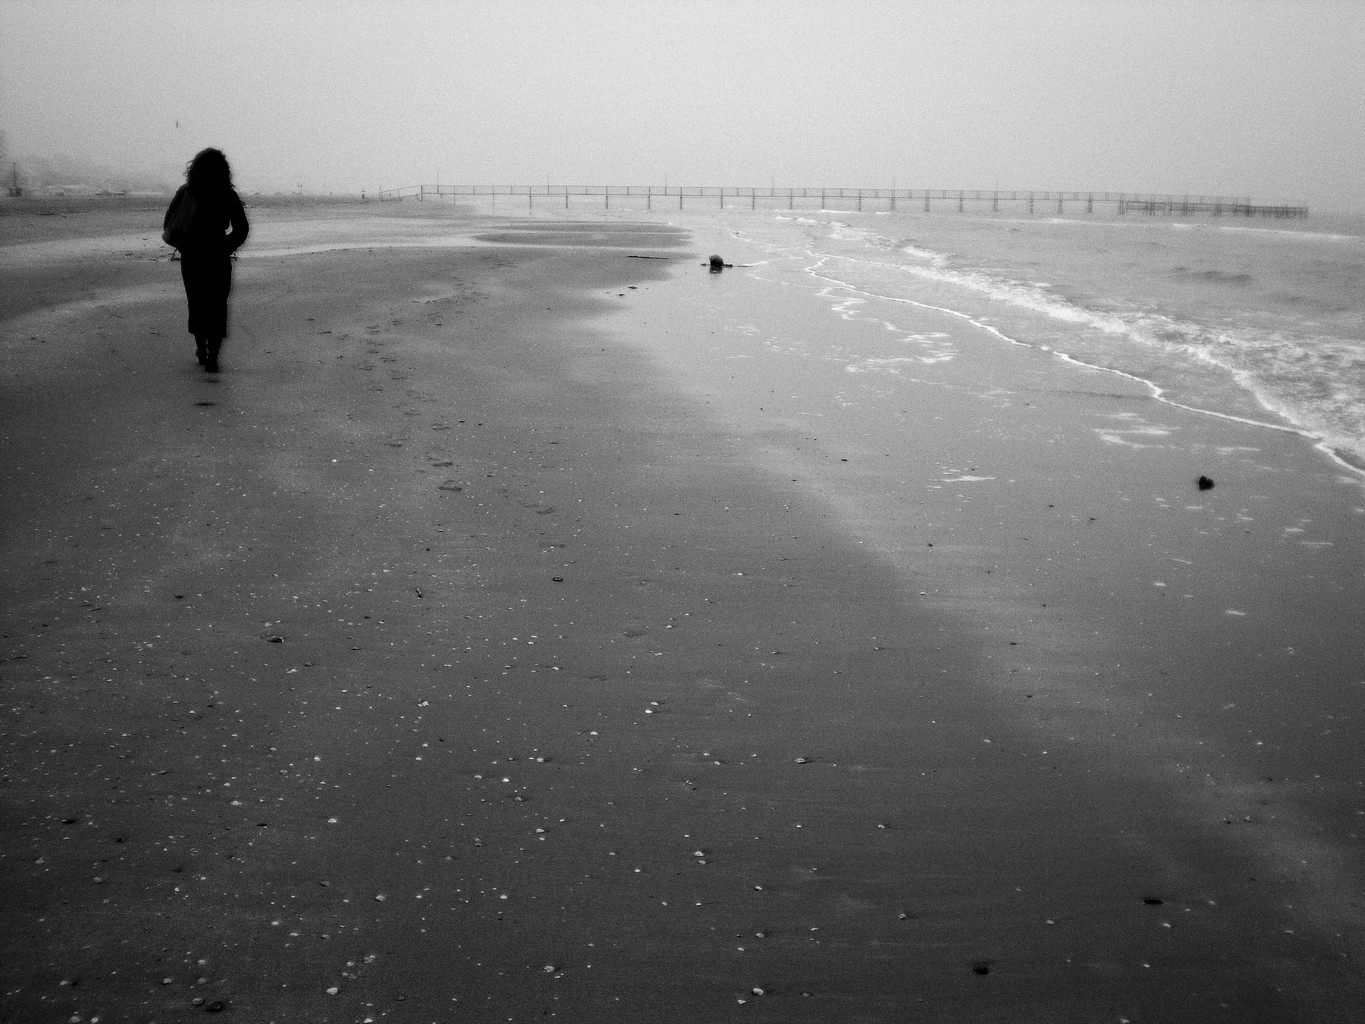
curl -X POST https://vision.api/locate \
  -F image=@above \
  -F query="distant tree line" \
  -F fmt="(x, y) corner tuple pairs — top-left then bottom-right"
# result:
(3, 139), (175, 195)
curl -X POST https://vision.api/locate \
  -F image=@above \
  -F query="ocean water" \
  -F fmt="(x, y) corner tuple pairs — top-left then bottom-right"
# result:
(718, 208), (1365, 475)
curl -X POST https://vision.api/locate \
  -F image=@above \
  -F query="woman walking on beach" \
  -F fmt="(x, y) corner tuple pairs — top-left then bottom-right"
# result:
(163, 148), (249, 372)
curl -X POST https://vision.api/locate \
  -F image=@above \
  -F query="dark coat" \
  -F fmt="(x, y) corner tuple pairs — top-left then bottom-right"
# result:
(165, 186), (249, 340)
(164, 184), (249, 256)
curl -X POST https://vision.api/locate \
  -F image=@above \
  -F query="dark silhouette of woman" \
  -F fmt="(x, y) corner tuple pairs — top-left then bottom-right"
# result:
(163, 148), (249, 372)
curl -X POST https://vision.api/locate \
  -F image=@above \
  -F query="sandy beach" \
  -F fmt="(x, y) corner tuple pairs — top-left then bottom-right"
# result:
(3, 196), (1363, 1022)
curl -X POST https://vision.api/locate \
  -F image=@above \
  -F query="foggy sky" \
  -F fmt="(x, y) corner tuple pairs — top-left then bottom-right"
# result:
(2, 0), (1362, 209)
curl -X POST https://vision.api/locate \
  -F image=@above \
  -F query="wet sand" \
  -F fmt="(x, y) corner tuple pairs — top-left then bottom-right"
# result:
(3, 197), (1363, 1022)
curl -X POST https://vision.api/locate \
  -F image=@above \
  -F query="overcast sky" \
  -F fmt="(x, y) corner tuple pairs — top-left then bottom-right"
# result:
(2, 0), (1362, 209)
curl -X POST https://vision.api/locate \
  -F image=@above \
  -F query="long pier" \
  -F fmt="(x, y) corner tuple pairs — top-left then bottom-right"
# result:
(373, 184), (1307, 218)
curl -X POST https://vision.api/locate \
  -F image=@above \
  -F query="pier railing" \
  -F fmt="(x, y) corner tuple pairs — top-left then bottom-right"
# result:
(372, 184), (1307, 218)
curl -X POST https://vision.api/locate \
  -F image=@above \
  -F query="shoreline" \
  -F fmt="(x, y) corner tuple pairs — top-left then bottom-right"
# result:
(702, 204), (1365, 481)
(605, 204), (1365, 994)
(3, 202), (1363, 1021)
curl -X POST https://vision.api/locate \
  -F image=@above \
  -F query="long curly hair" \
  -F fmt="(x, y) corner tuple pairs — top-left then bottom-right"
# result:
(185, 148), (233, 194)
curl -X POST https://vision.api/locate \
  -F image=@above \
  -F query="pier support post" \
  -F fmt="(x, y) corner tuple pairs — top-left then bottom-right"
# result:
(958, 191), (964, 213)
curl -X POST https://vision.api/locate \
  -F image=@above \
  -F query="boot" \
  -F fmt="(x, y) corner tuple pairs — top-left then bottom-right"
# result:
(194, 336), (207, 365)
(204, 339), (221, 373)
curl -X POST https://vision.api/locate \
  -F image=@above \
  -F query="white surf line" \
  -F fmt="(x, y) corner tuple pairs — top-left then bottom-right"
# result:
(795, 250), (1365, 480)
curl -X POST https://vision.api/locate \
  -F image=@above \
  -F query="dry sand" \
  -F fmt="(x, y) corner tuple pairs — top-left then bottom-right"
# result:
(2, 196), (1363, 1022)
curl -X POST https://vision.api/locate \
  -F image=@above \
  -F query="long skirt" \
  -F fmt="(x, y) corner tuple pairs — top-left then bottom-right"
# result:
(180, 253), (233, 340)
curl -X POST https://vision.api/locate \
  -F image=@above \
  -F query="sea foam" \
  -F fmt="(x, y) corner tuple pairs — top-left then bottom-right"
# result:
(781, 215), (1365, 473)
